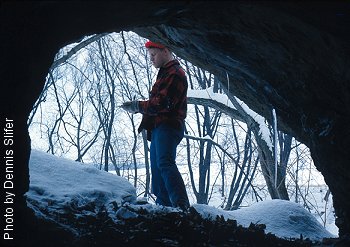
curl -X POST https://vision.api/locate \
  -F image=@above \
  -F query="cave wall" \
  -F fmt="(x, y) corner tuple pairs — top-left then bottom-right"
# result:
(1, 1), (349, 243)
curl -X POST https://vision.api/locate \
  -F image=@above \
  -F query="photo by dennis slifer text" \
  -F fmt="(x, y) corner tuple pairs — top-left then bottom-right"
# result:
(2, 118), (15, 241)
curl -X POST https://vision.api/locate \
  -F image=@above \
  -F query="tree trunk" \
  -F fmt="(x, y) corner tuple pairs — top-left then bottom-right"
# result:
(142, 130), (150, 197)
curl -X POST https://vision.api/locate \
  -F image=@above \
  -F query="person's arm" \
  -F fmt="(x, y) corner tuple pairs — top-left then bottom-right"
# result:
(139, 74), (186, 115)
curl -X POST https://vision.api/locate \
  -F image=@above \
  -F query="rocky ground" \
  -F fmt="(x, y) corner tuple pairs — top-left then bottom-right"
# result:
(15, 203), (350, 247)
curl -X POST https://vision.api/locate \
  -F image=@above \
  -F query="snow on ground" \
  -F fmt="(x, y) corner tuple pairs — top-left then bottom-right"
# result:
(26, 150), (335, 241)
(26, 150), (136, 215)
(193, 201), (335, 241)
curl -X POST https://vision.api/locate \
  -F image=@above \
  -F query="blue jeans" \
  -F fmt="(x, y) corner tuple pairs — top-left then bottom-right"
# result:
(150, 123), (189, 207)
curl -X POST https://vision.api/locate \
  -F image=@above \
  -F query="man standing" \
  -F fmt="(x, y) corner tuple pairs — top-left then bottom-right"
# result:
(121, 40), (190, 210)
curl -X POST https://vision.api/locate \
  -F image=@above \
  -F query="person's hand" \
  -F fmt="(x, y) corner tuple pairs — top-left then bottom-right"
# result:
(120, 101), (139, 114)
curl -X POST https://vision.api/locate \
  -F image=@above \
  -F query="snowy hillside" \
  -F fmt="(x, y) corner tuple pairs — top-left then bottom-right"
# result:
(26, 150), (137, 221)
(26, 150), (334, 241)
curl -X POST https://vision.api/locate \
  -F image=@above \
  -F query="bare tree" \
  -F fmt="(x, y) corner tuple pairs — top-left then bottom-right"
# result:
(29, 33), (107, 126)
(225, 128), (259, 210)
(187, 74), (291, 201)
(46, 70), (79, 155)
(184, 63), (233, 204)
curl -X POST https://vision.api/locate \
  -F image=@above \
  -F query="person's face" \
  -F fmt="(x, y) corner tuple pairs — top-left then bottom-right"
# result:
(148, 48), (167, 68)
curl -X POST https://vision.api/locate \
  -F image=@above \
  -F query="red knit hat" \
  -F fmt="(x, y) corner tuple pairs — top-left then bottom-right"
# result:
(145, 40), (166, 49)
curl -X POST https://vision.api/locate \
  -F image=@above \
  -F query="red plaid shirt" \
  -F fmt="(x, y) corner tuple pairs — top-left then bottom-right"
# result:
(138, 59), (188, 138)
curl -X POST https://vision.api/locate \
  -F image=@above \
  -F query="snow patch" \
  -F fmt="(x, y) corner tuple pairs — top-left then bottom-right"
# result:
(26, 150), (137, 216)
(193, 200), (335, 241)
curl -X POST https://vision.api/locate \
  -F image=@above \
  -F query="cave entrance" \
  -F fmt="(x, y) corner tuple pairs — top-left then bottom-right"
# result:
(27, 30), (337, 235)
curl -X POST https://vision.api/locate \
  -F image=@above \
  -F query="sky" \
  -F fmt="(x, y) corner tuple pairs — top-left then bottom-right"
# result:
(26, 149), (336, 243)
